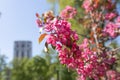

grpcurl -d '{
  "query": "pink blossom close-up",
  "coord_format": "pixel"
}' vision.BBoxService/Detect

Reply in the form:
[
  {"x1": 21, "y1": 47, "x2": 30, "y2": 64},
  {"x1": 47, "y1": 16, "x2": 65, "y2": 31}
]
[
  {"x1": 37, "y1": 0, "x2": 120, "y2": 79},
  {"x1": 116, "y1": 16, "x2": 120, "y2": 26},
  {"x1": 103, "y1": 22, "x2": 118, "y2": 38},
  {"x1": 106, "y1": 70, "x2": 120, "y2": 80},
  {"x1": 82, "y1": 0, "x2": 93, "y2": 13},
  {"x1": 60, "y1": 6, "x2": 77, "y2": 19},
  {"x1": 105, "y1": 12, "x2": 117, "y2": 20}
]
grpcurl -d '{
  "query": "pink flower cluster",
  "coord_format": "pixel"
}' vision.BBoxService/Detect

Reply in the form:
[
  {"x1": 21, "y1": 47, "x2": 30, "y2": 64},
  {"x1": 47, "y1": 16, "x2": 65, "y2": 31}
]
[
  {"x1": 44, "y1": 18, "x2": 82, "y2": 70},
  {"x1": 44, "y1": 19, "x2": 115, "y2": 79},
  {"x1": 82, "y1": 0, "x2": 93, "y2": 13},
  {"x1": 116, "y1": 16, "x2": 120, "y2": 26},
  {"x1": 105, "y1": 0, "x2": 115, "y2": 10},
  {"x1": 36, "y1": 0, "x2": 120, "y2": 79},
  {"x1": 82, "y1": 0, "x2": 99, "y2": 13},
  {"x1": 76, "y1": 39, "x2": 117, "y2": 80},
  {"x1": 60, "y1": 6, "x2": 77, "y2": 19},
  {"x1": 43, "y1": 18, "x2": 117, "y2": 78},
  {"x1": 103, "y1": 22, "x2": 118, "y2": 38},
  {"x1": 106, "y1": 70, "x2": 120, "y2": 80},
  {"x1": 36, "y1": 13, "x2": 42, "y2": 27},
  {"x1": 36, "y1": 19, "x2": 42, "y2": 27},
  {"x1": 44, "y1": 18, "x2": 79, "y2": 49},
  {"x1": 105, "y1": 12, "x2": 117, "y2": 20},
  {"x1": 117, "y1": 16, "x2": 120, "y2": 23}
]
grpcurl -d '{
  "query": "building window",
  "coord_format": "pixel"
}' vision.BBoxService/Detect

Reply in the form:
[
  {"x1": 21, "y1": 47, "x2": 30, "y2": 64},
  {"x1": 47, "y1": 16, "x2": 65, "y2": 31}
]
[
  {"x1": 27, "y1": 50, "x2": 30, "y2": 58},
  {"x1": 16, "y1": 50, "x2": 19, "y2": 57},
  {"x1": 16, "y1": 44, "x2": 19, "y2": 48},
  {"x1": 21, "y1": 44, "x2": 25, "y2": 48},
  {"x1": 21, "y1": 51, "x2": 24, "y2": 57}
]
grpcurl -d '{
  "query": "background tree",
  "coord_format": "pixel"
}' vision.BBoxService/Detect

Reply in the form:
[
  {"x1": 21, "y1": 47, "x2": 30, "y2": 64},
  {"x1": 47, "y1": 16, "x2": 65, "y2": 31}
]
[
  {"x1": 0, "y1": 54, "x2": 7, "y2": 80},
  {"x1": 24, "y1": 56, "x2": 53, "y2": 80},
  {"x1": 11, "y1": 58, "x2": 30, "y2": 80},
  {"x1": 11, "y1": 57, "x2": 51, "y2": 80},
  {"x1": 0, "y1": 55, "x2": 7, "y2": 71}
]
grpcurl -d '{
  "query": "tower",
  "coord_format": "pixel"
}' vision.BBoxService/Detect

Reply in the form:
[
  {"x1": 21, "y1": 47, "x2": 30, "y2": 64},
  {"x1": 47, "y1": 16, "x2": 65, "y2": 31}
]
[{"x1": 14, "y1": 41, "x2": 32, "y2": 59}]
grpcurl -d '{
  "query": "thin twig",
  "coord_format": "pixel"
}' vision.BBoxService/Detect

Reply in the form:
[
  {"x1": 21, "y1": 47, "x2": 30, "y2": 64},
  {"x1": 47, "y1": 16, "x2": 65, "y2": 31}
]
[{"x1": 112, "y1": 47, "x2": 120, "y2": 53}]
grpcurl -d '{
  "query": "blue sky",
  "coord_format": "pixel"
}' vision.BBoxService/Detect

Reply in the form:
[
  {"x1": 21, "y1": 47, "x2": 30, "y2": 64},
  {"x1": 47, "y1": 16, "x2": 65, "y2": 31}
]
[{"x1": 0, "y1": 0, "x2": 52, "y2": 62}]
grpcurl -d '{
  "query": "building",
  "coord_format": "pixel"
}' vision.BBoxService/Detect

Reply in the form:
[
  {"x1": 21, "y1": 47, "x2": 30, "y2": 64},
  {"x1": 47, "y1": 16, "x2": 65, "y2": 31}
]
[{"x1": 14, "y1": 41, "x2": 32, "y2": 59}]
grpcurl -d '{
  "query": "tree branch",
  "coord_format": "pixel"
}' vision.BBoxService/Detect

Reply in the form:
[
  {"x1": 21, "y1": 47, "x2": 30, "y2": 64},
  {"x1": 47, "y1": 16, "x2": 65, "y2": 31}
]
[{"x1": 112, "y1": 47, "x2": 120, "y2": 54}]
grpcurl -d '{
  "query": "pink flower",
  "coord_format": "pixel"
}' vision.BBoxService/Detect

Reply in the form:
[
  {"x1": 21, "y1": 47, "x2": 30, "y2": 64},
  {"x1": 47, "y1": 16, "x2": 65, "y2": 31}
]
[
  {"x1": 56, "y1": 44, "x2": 62, "y2": 51},
  {"x1": 44, "y1": 22, "x2": 54, "y2": 32},
  {"x1": 60, "y1": 6, "x2": 77, "y2": 19},
  {"x1": 106, "y1": 70, "x2": 120, "y2": 80},
  {"x1": 72, "y1": 32, "x2": 79, "y2": 41},
  {"x1": 105, "y1": 12, "x2": 117, "y2": 20},
  {"x1": 36, "y1": 13, "x2": 40, "y2": 18},
  {"x1": 116, "y1": 16, "x2": 120, "y2": 26},
  {"x1": 82, "y1": 0, "x2": 93, "y2": 13},
  {"x1": 79, "y1": 38, "x2": 89, "y2": 49},
  {"x1": 105, "y1": 1, "x2": 113, "y2": 10},
  {"x1": 46, "y1": 35, "x2": 56, "y2": 46},
  {"x1": 116, "y1": 16, "x2": 120, "y2": 22},
  {"x1": 36, "y1": 19, "x2": 42, "y2": 27},
  {"x1": 103, "y1": 22, "x2": 118, "y2": 38},
  {"x1": 104, "y1": 57, "x2": 116, "y2": 65}
]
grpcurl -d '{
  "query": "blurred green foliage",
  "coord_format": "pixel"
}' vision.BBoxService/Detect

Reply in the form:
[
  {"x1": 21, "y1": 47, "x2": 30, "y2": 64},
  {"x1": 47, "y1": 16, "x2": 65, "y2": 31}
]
[
  {"x1": 0, "y1": 55, "x2": 7, "y2": 80},
  {"x1": 6, "y1": 46, "x2": 76, "y2": 80},
  {"x1": 11, "y1": 57, "x2": 54, "y2": 80}
]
